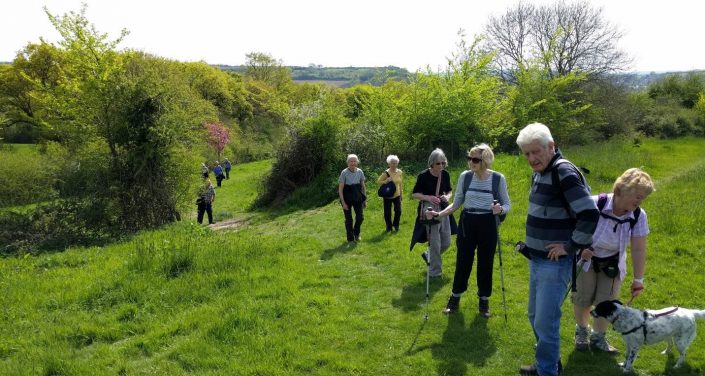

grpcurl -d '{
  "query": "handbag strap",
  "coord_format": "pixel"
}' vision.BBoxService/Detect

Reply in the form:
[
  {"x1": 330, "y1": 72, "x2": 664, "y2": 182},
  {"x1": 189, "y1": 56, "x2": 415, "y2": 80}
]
[{"x1": 435, "y1": 170, "x2": 442, "y2": 197}]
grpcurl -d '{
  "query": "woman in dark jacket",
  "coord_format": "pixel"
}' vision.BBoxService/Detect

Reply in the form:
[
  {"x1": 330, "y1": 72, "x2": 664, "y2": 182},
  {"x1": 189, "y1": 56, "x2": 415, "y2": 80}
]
[{"x1": 412, "y1": 148, "x2": 453, "y2": 278}]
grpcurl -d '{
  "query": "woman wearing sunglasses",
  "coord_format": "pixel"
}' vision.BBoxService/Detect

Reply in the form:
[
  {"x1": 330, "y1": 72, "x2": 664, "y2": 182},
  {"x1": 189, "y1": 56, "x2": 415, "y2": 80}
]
[
  {"x1": 426, "y1": 143, "x2": 511, "y2": 317},
  {"x1": 412, "y1": 148, "x2": 453, "y2": 278}
]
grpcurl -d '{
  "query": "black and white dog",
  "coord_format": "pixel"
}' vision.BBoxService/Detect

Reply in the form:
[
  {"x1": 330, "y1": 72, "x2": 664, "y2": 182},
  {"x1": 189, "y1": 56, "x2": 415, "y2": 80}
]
[{"x1": 591, "y1": 300, "x2": 705, "y2": 372}]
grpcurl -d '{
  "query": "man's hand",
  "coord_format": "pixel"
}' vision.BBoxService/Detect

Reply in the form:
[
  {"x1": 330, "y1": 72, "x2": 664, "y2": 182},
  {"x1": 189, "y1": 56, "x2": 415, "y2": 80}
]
[{"x1": 545, "y1": 243, "x2": 567, "y2": 261}]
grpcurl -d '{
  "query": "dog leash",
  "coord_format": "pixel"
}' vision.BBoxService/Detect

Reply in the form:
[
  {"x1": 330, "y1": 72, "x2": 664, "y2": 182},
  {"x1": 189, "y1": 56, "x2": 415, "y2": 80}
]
[{"x1": 626, "y1": 285, "x2": 644, "y2": 306}]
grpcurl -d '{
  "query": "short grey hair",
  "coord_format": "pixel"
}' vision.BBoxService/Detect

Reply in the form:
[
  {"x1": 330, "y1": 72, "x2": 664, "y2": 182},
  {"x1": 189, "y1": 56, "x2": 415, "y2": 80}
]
[
  {"x1": 516, "y1": 122, "x2": 554, "y2": 148},
  {"x1": 386, "y1": 154, "x2": 399, "y2": 164},
  {"x1": 427, "y1": 148, "x2": 447, "y2": 168},
  {"x1": 347, "y1": 154, "x2": 359, "y2": 163}
]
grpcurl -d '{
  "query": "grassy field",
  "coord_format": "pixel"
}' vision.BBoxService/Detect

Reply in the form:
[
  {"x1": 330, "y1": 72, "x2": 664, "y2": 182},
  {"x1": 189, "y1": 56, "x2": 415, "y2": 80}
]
[{"x1": 2, "y1": 138, "x2": 705, "y2": 375}]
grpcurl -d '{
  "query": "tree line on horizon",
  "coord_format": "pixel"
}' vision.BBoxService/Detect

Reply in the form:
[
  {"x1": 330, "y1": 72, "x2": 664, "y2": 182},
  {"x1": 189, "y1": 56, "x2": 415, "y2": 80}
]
[{"x1": 1, "y1": 1, "x2": 704, "y2": 253}]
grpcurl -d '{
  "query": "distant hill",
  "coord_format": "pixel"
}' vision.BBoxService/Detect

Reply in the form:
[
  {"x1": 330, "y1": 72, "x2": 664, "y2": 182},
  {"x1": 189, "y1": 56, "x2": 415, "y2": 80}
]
[
  {"x1": 610, "y1": 70, "x2": 705, "y2": 91},
  {"x1": 4, "y1": 60, "x2": 700, "y2": 91},
  {"x1": 215, "y1": 64, "x2": 411, "y2": 87},
  {"x1": 214, "y1": 64, "x2": 703, "y2": 90}
]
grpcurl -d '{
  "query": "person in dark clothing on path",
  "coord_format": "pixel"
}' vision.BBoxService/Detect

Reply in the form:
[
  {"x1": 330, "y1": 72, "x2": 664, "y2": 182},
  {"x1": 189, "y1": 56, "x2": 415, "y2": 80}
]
[
  {"x1": 197, "y1": 178, "x2": 216, "y2": 224},
  {"x1": 223, "y1": 158, "x2": 232, "y2": 179},
  {"x1": 412, "y1": 148, "x2": 453, "y2": 278},
  {"x1": 213, "y1": 161, "x2": 225, "y2": 187}
]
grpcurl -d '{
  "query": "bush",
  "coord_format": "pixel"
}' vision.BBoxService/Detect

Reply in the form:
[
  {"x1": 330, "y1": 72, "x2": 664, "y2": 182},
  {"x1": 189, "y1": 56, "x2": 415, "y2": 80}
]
[
  {"x1": 0, "y1": 198, "x2": 117, "y2": 255},
  {"x1": 0, "y1": 144, "x2": 57, "y2": 207},
  {"x1": 254, "y1": 95, "x2": 346, "y2": 207}
]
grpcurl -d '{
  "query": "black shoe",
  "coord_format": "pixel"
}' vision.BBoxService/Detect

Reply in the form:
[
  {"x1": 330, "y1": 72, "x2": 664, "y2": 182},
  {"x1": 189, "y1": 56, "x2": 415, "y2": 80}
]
[
  {"x1": 518, "y1": 360, "x2": 562, "y2": 375},
  {"x1": 421, "y1": 252, "x2": 429, "y2": 266},
  {"x1": 443, "y1": 295, "x2": 460, "y2": 314},
  {"x1": 479, "y1": 298, "x2": 491, "y2": 318},
  {"x1": 518, "y1": 364, "x2": 538, "y2": 376}
]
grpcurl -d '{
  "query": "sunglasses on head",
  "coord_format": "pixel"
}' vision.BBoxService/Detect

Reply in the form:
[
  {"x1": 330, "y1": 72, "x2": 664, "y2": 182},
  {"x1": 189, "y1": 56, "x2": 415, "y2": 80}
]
[{"x1": 467, "y1": 157, "x2": 482, "y2": 164}]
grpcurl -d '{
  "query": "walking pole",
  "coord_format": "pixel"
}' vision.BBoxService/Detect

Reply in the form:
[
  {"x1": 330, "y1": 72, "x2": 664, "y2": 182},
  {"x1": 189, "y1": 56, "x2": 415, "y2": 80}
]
[
  {"x1": 494, "y1": 201, "x2": 508, "y2": 323},
  {"x1": 564, "y1": 253, "x2": 586, "y2": 303},
  {"x1": 423, "y1": 207, "x2": 433, "y2": 321}
]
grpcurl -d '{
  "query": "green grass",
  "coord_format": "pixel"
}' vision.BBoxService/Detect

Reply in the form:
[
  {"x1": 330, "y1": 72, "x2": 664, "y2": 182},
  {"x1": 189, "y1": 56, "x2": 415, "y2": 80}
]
[{"x1": 2, "y1": 138, "x2": 705, "y2": 375}]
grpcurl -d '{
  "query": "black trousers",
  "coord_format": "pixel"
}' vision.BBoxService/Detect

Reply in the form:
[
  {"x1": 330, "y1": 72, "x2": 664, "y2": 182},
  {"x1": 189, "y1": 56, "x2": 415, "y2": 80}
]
[
  {"x1": 343, "y1": 201, "x2": 364, "y2": 241},
  {"x1": 216, "y1": 174, "x2": 224, "y2": 187},
  {"x1": 452, "y1": 213, "x2": 497, "y2": 297},
  {"x1": 197, "y1": 202, "x2": 213, "y2": 224},
  {"x1": 383, "y1": 196, "x2": 402, "y2": 231},
  {"x1": 225, "y1": 168, "x2": 231, "y2": 179}
]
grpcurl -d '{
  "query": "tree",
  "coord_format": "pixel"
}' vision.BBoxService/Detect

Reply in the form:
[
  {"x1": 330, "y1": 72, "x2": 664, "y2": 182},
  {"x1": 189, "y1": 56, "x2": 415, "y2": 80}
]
[
  {"x1": 648, "y1": 72, "x2": 705, "y2": 108},
  {"x1": 506, "y1": 62, "x2": 592, "y2": 145},
  {"x1": 205, "y1": 122, "x2": 231, "y2": 161},
  {"x1": 37, "y1": 5, "x2": 213, "y2": 230},
  {"x1": 484, "y1": 0, "x2": 631, "y2": 79},
  {"x1": 244, "y1": 52, "x2": 292, "y2": 90},
  {"x1": 399, "y1": 34, "x2": 505, "y2": 157},
  {"x1": 0, "y1": 43, "x2": 65, "y2": 140}
]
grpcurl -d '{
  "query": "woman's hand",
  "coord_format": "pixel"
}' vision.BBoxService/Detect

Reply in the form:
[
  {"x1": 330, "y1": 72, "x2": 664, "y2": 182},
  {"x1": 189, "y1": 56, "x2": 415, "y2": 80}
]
[
  {"x1": 426, "y1": 195, "x2": 441, "y2": 205},
  {"x1": 341, "y1": 201, "x2": 349, "y2": 210},
  {"x1": 630, "y1": 281, "x2": 644, "y2": 298},
  {"x1": 425, "y1": 210, "x2": 438, "y2": 220},
  {"x1": 492, "y1": 202, "x2": 502, "y2": 215},
  {"x1": 580, "y1": 247, "x2": 594, "y2": 261}
]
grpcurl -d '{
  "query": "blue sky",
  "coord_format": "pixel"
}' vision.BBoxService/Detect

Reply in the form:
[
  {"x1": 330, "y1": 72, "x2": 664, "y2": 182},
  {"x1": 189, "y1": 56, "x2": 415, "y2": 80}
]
[{"x1": 2, "y1": 0, "x2": 703, "y2": 72}]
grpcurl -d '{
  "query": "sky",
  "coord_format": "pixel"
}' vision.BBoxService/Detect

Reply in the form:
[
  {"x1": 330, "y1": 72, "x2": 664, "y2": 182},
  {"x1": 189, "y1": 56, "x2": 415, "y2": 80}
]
[{"x1": 2, "y1": 0, "x2": 704, "y2": 73}]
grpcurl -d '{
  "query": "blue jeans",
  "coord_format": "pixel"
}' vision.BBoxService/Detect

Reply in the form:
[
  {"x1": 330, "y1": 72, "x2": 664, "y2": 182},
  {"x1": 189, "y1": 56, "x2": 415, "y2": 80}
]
[{"x1": 528, "y1": 256, "x2": 572, "y2": 376}]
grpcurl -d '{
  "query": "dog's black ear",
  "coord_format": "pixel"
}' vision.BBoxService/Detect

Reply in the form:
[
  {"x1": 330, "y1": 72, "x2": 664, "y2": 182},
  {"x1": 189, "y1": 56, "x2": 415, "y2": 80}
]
[{"x1": 593, "y1": 300, "x2": 619, "y2": 318}]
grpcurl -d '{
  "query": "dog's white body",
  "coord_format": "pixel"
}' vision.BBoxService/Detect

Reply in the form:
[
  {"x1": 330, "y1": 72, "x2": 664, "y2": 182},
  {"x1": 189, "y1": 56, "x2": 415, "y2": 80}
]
[{"x1": 592, "y1": 300, "x2": 705, "y2": 372}]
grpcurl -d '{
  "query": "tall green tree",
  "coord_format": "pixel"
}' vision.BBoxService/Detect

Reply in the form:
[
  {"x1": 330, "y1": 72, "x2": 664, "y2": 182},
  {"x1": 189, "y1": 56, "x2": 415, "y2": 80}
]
[
  {"x1": 39, "y1": 5, "x2": 214, "y2": 229},
  {"x1": 506, "y1": 62, "x2": 591, "y2": 145},
  {"x1": 0, "y1": 43, "x2": 66, "y2": 141},
  {"x1": 400, "y1": 35, "x2": 504, "y2": 158},
  {"x1": 244, "y1": 52, "x2": 293, "y2": 91}
]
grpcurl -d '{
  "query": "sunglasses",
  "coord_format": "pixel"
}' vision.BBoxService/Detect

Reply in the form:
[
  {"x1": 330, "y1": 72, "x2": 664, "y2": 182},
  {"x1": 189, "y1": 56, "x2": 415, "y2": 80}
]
[
  {"x1": 467, "y1": 157, "x2": 482, "y2": 164},
  {"x1": 434, "y1": 161, "x2": 447, "y2": 166}
]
